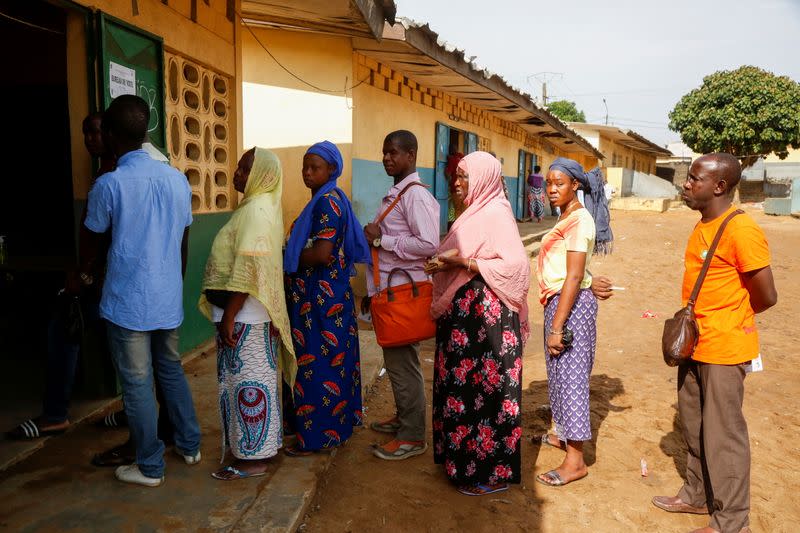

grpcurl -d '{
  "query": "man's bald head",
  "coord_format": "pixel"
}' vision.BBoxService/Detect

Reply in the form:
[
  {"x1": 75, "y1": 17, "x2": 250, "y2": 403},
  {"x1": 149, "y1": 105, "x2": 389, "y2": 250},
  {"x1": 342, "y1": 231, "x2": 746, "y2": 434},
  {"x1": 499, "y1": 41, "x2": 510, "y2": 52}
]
[{"x1": 693, "y1": 153, "x2": 742, "y2": 195}]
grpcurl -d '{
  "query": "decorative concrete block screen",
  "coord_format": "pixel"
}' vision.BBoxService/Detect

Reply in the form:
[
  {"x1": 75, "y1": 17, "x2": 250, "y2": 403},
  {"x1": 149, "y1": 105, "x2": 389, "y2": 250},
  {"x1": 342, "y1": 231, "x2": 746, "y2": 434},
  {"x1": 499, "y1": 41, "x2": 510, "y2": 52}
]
[{"x1": 165, "y1": 52, "x2": 233, "y2": 213}]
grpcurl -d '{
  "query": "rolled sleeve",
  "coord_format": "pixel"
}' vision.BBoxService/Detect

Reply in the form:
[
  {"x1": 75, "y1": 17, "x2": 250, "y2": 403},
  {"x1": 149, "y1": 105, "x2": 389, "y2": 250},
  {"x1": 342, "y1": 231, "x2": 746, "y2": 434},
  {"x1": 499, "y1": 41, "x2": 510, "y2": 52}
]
[{"x1": 84, "y1": 179, "x2": 113, "y2": 233}]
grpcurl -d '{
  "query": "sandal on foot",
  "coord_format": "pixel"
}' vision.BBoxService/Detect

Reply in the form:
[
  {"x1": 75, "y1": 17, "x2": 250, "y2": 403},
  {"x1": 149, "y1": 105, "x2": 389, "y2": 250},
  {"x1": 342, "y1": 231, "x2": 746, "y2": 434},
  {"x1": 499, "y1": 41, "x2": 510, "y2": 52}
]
[
  {"x1": 457, "y1": 483, "x2": 509, "y2": 496},
  {"x1": 536, "y1": 469, "x2": 588, "y2": 487},
  {"x1": 211, "y1": 465, "x2": 267, "y2": 481},
  {"x1": 7, "y1": 418, "x2": 69, "y2": 440},
  {"x1": 369, "y1": 417, "x2": 401, "y2": 434},
  {"x1": 533, "y1": 434, "x2": 564, "y2": 450},
  {"x1": 95, "y1": 410, "x2": 128, "y2": 429},
  {"x1": 91, "y1": 442, "x2": 135, "y2": 467}
]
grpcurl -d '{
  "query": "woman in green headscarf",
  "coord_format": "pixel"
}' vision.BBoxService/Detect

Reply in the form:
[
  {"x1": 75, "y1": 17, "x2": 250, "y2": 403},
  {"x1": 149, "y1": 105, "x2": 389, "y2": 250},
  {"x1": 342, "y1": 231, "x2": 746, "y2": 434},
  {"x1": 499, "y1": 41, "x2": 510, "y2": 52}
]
[{"x1": 199, "y1": 147, "x2": 297, "y2": 480}]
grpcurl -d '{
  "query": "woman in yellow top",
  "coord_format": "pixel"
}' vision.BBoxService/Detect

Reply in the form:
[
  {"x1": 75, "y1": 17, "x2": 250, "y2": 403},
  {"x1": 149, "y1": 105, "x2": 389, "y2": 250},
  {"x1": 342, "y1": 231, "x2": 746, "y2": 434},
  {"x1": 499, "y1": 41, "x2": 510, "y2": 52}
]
[
  {"x1": 199, "y1": 148, "x2": 297, "y2": 480},
  {"x1": 535, "y1": 157, "x2": 613, "y2": 487}
]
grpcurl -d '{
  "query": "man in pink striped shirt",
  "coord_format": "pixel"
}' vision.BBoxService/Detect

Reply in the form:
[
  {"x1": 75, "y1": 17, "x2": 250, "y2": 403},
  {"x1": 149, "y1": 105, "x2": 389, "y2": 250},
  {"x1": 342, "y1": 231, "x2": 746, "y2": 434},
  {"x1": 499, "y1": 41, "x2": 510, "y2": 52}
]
[{"x1": 363, "y1": 130, "x2": 440, "y2": 460}]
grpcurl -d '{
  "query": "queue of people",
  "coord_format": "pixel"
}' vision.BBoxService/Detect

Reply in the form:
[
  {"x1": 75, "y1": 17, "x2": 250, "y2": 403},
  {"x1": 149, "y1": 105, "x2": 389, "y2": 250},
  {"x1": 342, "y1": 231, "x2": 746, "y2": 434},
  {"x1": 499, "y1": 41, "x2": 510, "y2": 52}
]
[{"x1": 6, "y1": 93, "x2": 776, "y2": 533}]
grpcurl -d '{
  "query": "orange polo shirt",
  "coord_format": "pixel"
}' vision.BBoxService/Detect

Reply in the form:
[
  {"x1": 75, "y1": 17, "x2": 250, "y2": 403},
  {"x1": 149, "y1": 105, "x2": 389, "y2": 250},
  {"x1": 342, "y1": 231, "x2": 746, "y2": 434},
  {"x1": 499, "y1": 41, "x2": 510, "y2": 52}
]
[{"x1": 682, "y1": 206, "x2": 771, "y2": 365}]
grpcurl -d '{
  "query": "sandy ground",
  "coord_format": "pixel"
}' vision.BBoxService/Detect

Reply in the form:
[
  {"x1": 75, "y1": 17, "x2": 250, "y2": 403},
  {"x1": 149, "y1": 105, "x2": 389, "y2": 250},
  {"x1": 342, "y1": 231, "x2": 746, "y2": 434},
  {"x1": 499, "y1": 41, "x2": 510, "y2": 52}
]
[{"x1": 300, "y1": 207, "x2": 800, "y2": 533}]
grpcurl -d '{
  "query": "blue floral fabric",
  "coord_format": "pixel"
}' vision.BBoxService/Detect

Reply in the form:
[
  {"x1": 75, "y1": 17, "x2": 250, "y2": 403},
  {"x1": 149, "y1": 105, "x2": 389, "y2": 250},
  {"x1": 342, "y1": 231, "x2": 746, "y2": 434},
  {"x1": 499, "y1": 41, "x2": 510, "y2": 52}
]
[{"x1": 285, "y1": 191, "x2": 363, "y2": 450}]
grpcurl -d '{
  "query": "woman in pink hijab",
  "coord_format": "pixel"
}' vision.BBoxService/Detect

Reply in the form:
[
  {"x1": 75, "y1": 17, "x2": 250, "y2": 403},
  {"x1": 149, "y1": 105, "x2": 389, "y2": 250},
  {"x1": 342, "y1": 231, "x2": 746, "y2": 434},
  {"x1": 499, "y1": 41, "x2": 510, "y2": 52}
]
[{"x1": 425, "y1": 151, "x2": 530, "y2": 496}]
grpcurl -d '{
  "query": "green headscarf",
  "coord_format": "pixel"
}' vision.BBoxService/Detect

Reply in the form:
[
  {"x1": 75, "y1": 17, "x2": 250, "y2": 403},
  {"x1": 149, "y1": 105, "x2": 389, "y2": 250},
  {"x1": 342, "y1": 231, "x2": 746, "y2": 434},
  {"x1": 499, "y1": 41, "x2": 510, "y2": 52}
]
[{"x1": 199, "y1": 148, "x2": 297, "y2": 387}]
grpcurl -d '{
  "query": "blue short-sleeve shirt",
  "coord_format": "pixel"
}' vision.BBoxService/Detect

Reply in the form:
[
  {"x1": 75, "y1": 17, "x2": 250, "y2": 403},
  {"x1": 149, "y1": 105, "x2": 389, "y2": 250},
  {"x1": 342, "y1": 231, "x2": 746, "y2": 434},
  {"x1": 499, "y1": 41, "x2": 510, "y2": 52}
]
[{"x1": 85, "y1": 149, "x2": 192, "y2": 331}]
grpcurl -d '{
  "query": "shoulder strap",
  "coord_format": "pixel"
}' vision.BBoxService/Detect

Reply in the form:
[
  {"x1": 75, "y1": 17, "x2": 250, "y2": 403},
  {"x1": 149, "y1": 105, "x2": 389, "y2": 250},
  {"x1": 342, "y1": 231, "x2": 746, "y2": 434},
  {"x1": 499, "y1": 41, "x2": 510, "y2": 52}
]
[
  {"x1": 375, "y1": 181, "x2": 428, "y2": 225},
  {"x1": 688, "y1": 209, "x2": 743, "y2": 307},
  {"x1": 371, "y1": 181, "x2": 429, "y2": 290}
]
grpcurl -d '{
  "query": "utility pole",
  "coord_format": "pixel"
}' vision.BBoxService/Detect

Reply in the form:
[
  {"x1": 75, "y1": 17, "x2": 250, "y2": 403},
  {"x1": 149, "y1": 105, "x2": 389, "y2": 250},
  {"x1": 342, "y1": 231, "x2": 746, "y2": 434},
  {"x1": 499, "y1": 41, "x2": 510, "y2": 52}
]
[
  {"x1": 526, "y1": 72, "x2": 562, "y2": 106},
  {"x1": 603, "y1": 98, "x2": 608, "y2": 125}
]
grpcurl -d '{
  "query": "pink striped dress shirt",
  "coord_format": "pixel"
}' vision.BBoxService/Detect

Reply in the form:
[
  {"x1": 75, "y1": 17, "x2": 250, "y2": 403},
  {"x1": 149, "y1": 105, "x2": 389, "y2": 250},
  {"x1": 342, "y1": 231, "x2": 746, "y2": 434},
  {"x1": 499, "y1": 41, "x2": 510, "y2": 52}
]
[{"x1": 366, "y1": 173, "x2": 440, "y2": 295}]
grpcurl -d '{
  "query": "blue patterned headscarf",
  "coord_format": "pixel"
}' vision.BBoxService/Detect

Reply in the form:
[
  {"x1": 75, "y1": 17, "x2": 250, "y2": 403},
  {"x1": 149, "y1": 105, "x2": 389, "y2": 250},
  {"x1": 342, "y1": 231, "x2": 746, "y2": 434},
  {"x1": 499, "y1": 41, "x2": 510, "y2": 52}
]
[
  {"x1": 283, "y1": 141, "x2": 371, "y2": 274},
  {"x1": 549, "y1": 157, "x2": 614, "y2": 255}
]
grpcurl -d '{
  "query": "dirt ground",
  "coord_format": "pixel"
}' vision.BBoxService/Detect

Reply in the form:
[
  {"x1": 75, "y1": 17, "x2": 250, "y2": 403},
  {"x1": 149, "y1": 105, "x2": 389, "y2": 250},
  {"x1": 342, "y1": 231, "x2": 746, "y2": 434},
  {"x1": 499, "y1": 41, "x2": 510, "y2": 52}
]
[{"x1": 300, "y1": 207, "x2": 800, "y2": 533}]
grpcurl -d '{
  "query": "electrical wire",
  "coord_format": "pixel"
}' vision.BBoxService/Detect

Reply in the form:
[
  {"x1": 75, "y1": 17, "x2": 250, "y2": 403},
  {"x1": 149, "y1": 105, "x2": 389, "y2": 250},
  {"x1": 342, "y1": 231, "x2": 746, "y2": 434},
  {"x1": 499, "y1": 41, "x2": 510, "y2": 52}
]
[
  {"x1": 236, "y1": 10, "x2": 369, "y2": 94},
  {"x1": 0, "y1": 10, "x2": 64, "y2": 35}
]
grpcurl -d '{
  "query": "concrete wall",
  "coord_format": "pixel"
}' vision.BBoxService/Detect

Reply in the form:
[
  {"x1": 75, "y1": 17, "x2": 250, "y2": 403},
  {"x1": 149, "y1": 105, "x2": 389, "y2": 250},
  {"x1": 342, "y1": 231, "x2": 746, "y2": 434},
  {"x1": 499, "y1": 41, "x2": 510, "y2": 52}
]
[
  {"x1": 631, "y1": 171, "x2": 679, "y2": 198},
  {"x1": 656, "y1": 160, "x2": 690, "y2": 188},
  {"x1": 242, "y1": 28, "x2": 354, "y2": 229},
  {"x1": 606, "y1": 167, "x2": 633, "y2": 197}
]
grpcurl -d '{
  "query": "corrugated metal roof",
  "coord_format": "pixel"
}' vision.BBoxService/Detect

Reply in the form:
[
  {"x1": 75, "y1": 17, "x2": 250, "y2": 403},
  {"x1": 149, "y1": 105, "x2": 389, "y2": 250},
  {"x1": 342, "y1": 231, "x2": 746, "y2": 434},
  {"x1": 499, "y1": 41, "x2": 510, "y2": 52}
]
[{"x1": 353, "y1": 18, "x2": 604, "y2": 159}]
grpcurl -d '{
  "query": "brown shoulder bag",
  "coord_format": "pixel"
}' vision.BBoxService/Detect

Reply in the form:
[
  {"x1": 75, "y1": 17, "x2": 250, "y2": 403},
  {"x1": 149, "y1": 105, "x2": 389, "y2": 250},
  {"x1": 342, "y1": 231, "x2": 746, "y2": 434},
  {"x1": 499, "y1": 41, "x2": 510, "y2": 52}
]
[{"x1": 661, "y1": 209, "x2": 743, "y2": 367}]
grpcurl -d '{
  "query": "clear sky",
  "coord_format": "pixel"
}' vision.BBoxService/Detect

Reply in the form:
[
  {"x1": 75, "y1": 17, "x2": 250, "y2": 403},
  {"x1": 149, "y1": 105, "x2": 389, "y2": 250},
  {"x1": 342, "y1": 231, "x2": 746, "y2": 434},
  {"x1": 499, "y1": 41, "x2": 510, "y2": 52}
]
[{"x1": 394, "y1": 0, "x2": 800, "y2": 147}]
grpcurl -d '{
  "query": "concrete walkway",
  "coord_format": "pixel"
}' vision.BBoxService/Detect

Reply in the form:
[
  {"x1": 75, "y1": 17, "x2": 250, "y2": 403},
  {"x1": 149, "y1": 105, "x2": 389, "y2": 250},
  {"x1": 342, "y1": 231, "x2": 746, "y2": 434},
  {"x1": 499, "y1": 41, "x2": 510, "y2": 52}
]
[
  {"x1": 517, "y1": 215, "x2": 558, "y2": 257},
  {"x1": 0, "y1": 329, "x2": 384, "y2": 533}
]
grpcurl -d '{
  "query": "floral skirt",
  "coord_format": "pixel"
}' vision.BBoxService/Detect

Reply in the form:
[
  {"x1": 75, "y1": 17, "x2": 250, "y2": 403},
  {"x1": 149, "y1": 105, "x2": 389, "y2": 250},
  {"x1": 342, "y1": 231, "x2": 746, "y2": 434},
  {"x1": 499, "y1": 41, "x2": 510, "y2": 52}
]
[{"x1": 433, "y1": 276, "x2": 523, "y2": 485}]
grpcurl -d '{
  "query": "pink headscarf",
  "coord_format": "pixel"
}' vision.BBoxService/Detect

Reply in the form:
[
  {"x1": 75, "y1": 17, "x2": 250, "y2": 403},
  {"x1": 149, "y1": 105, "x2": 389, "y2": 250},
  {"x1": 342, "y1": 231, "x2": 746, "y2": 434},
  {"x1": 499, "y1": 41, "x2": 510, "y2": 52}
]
[{"x1": 430, "y1": 151, "x2": 530, "y2": 325}]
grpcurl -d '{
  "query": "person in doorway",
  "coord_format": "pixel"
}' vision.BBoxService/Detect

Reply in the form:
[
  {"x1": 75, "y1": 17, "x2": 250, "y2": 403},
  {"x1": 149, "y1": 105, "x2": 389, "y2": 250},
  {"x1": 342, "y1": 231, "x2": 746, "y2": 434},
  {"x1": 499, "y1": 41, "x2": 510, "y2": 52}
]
[
  {"x1": 82, "y1": 95, "x2": 201, "y2": 487},
  {"x1": 527, "y1": 165, "x2": 546, "y2": 223},
  {"x1": 200, "y1": 147, "x2": 296, "y2": 480},
  {"x1": 363, "y1": 130, "x2": 440, "y2": 460},
  {"x1": 283, "y1": 141, "x2": 370, "y2": 456},
  {"x1": 534, "y1": 157, "x2": 612, "y2": 487},
  {"x1": 652, "y1": 153, "x2": 776, "y2": 533},
  {"x1": 426, "y1": 151, "x2": 530, "y2": 496},
  {"x1": 6, "y1": 113, "x2": 117, "y2": 441},
  {"x1": 445, "y1": 146, "x2": 465, "y2": 228}
]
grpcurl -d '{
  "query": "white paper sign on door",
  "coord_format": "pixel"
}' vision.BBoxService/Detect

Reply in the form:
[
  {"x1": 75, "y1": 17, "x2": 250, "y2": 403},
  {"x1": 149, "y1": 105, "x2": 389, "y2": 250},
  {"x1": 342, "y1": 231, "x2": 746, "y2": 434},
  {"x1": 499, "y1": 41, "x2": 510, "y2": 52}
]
[{"x1": 109, "y1": 62, "x2": 136, "y2": 98}]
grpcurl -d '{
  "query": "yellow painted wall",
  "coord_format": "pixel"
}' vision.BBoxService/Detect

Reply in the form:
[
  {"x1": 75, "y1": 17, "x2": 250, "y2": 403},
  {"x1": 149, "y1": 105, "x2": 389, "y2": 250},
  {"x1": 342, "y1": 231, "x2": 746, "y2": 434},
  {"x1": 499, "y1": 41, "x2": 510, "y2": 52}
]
[
  {"x1": 66, "y1": 11, "x2": 91, "y2": 199},
  {"x1": 73, "y1": 0, "x2": 236, "y2": 75},
  {"x1": 241, "y1": 28, "x2": 354, "y2": 228},
  {"x1": 352, "y1": 82, "x2": 575, "y2": 176},
  {"x1": 597, "y1": 133, "x2": 656, "y2": 174},
  {"x1": 765, "y1": 147, "x2": 800, "y2": 163}
]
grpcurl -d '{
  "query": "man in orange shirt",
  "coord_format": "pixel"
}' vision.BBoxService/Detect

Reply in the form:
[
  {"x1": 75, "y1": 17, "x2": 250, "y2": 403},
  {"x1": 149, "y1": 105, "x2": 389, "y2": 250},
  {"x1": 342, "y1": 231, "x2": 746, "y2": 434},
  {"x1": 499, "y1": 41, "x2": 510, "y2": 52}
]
[{"x1": 652, "y1": 153, "x2": 777, "y2": 533}]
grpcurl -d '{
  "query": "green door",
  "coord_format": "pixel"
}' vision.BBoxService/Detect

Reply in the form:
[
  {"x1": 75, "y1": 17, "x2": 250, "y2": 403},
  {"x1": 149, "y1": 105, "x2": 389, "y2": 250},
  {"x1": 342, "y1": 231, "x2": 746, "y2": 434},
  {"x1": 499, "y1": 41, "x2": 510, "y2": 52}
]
[{"x1": 98, "y1": 12, "x2": 166, "y2": 155}]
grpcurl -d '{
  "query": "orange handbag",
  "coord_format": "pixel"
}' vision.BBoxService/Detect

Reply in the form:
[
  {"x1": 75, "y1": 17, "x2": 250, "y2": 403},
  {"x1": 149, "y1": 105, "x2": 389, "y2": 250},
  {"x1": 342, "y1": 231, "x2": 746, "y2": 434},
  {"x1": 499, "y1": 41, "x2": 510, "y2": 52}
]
[{"x1": 369, "y1": 183, "x2": 437, "y2": 348}]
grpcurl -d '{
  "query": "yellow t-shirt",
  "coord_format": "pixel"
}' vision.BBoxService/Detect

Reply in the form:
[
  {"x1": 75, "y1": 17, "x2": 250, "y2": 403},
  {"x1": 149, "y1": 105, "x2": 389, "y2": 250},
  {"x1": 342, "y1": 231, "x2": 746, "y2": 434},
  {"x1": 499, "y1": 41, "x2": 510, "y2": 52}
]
[
  {"x1": 537, "y1": 208, "x2": 595, "y2": 304},
  {"x1": 682, "y1": 206, "x2": 771, "y2": 365}
]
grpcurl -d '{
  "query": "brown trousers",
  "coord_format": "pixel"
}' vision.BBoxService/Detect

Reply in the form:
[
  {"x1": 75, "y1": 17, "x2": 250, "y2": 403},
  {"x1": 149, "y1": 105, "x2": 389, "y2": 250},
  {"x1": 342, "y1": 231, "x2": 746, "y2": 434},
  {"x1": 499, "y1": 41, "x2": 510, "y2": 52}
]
[
  {"x1": 383, "y1": 343, "x2": 426, "y2": 442},
  {"x1": 677, "y1": 361, "x2": 750, "y2": 533}
]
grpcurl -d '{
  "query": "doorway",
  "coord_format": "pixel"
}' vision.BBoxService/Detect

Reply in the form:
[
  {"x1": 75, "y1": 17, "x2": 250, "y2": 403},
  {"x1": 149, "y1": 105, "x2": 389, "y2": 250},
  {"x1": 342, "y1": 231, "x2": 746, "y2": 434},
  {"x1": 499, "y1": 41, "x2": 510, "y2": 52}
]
[{"x1": 0, "y1": 1, "x2": 108, "y2": 448}]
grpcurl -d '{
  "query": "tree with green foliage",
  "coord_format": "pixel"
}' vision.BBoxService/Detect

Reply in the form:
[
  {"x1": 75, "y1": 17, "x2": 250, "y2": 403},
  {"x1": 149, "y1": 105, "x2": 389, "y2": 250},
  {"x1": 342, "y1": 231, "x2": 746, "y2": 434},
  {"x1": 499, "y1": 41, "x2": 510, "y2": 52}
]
[
  {"x1": 669, "y1": 66, "x2": 800, "y2": 166},
  {"x1": 547, "y1": 100, "x2": 586, "y2": 123}
]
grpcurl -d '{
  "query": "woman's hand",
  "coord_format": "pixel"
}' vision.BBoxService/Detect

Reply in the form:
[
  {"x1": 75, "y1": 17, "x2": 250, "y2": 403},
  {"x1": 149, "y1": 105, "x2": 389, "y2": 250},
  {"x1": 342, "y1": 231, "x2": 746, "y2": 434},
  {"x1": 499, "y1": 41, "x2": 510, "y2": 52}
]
[
  {"x1": 218, "y1": 313, "x2": 238, "y2": 348},
  {"x1": 546, "y1": 332, "x2": 564, "y2": 357},
  {"x1": 591, "y1": 275, "x2": 614, "y2": 300},
  {"x1": 424, "y1": 254, "x2": 464, "y2": 275}
]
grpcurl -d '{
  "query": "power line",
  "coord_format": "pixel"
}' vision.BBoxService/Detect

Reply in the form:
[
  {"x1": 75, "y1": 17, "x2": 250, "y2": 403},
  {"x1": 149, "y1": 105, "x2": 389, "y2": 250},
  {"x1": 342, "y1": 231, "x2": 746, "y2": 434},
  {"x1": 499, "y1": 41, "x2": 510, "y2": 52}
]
[
  {"x1": 0, "y1": 9, "x2": 64, "y2": 34},
  {"x1": 237, "y1": 11, "x2": 369, "y2": 94}
]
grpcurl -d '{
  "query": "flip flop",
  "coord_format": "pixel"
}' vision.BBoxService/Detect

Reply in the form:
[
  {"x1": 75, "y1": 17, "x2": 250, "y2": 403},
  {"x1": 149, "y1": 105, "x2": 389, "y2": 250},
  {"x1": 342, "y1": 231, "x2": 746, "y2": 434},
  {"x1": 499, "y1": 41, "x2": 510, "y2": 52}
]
[
  {"x1": 535, "y1": 469, "x2": 588, "y2": 487},
  {"x1": 6, "y1": 419, "x2": 68, "y2": 440},
  {"x1": 95, "y1": 410, "x2": 128, "y2": 429},
  {"x1": 284, "y1": 444, "x2": 337, "y2": 457},
  {"x1": 211, "y1": 465, "x2": 267, "y2": 481},
  {"x1": 533, "y1": 434, "x2": 564, "y2": 450},
  {"x1": 457, "y1": 483, "x2": 509, "y2": 496}
]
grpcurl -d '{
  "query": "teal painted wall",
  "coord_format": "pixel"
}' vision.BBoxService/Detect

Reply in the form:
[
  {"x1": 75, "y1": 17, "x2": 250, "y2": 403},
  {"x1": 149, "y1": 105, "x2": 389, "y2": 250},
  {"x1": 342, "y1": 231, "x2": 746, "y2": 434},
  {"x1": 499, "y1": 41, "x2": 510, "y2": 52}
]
[
  {"x1": 351, "y1": 158, "x2": 435, "y2": 225},
  {"x1": 178, "y1": 211, "x2": 232, "y2": 353}
]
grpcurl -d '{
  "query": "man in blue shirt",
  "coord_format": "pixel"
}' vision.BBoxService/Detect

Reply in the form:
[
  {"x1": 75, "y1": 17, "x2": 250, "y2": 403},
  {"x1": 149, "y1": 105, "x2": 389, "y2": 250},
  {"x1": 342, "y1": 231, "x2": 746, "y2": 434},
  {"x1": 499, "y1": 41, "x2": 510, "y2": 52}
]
[{"x1": 82, "y1": 95, "x2": 200, "y2": 487}]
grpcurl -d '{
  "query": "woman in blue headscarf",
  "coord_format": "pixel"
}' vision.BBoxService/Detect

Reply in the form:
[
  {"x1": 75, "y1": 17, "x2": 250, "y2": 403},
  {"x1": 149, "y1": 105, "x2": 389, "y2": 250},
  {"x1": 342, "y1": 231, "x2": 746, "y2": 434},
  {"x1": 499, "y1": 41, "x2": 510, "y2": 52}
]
[
  {"x1": 283, "y1": 141, "x2": 371, "y2": 455},
  {"x1": 533, "y1": 157, "x2": 613, "y2": 487}
]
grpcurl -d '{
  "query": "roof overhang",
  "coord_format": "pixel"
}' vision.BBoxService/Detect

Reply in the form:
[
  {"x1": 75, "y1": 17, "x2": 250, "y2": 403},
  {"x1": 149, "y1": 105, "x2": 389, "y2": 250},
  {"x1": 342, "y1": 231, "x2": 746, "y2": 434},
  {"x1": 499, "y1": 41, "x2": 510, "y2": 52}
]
[
  {"x1": 569, "y1": 123, "x2": 671, "y2": 157},
  {"x1": 241, "y1": 0, "x2": 396, "y2": 40},
  {"x1": 353, "y1": 20, "x2": 603, "y2": 159}
]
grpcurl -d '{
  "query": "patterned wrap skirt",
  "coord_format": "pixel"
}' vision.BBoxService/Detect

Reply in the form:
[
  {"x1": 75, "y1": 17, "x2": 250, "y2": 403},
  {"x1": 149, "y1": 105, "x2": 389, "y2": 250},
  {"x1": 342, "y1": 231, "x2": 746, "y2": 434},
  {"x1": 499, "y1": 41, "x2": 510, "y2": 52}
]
[
  {"x1": 528, "y1": 187, "x2": 545, "y2": 220},
  {"x1": 433, "y1": 276, "x2": 523, "y2": 485},
  {"x1": 543, "y1": 289, "x2": 598, "y2": 442},
  {"x1": 217, "y1": 322, "x2": 282, "y2": 461}
]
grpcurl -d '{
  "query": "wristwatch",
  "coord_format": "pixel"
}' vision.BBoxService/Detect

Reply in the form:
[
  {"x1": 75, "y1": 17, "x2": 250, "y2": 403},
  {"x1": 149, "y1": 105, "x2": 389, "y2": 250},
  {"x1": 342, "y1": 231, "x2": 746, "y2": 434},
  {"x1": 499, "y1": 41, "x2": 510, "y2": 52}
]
[{"x1": 372, "y1": 237, "x2": 382, "y2": 248}]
